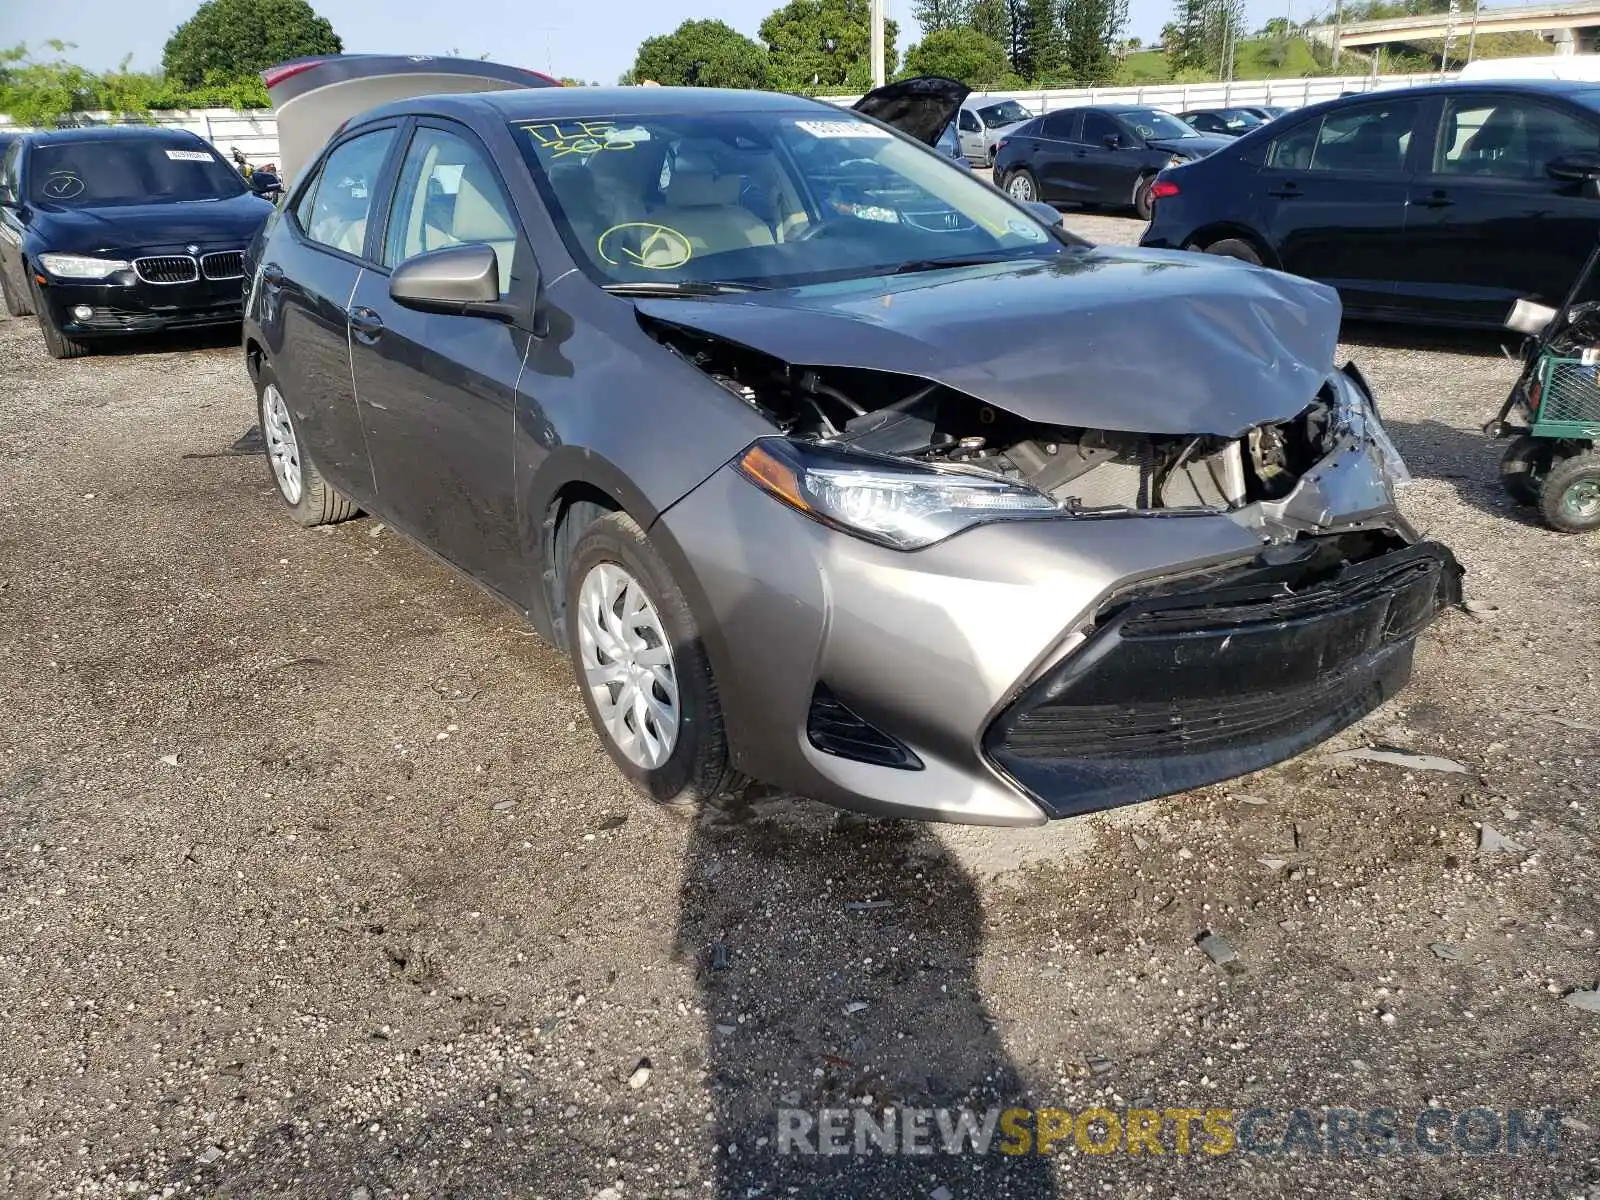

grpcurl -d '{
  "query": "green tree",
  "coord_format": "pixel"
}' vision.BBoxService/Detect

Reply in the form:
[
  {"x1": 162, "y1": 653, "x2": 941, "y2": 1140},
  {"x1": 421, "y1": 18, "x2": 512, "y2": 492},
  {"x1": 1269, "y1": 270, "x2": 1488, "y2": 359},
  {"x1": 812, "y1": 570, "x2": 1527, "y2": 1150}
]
[
  {"x1": 968, "y1": 0, "x2": 1013, "y2": 61},
  {"x1": 1013, "y1": 0, "x2": 1060, "y2": 79},
  {"x1": 631, "y1": 19, "x2": 769, "y2": 88},
  {"x1": 760, "y1": 0, "x2": 898, "y2": 93},
  {"x1": 163, "y1": 0, "x2": 341, "y2": 90},
  {"x1": 903, "y1": 26, "x2": 1010, "y2": 85},
  {"x1": 0, "y1": 42, "x2": 102, "y2": 126},
  {"x1": 1059, "y1": 0, "x2": 1128, "y2": 83},
  {"x1": 911, "y1": 0, "x2": 971, "y2": 34}
]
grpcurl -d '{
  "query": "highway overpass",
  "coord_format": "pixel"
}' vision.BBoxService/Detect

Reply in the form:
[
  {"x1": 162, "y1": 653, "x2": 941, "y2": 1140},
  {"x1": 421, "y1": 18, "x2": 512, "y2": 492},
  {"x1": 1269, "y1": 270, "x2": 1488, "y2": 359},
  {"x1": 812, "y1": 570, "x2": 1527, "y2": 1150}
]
[{"x1": 1310, "y1": 1, "x2": 1600, "y2": 56}]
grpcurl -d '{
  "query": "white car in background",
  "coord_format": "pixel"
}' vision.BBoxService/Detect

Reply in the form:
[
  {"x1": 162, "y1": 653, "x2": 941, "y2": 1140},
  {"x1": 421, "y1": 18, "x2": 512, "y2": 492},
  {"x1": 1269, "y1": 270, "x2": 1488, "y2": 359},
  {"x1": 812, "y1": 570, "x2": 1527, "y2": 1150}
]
[{"x1": 955, "y1": 97, "x2": 1034, "y2": 166}]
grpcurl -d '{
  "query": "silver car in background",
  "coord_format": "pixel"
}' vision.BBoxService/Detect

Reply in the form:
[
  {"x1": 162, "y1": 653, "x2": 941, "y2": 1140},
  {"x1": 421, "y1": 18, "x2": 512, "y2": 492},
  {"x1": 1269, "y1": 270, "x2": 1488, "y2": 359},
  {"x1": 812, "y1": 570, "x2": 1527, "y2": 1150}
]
[{"x1": 956, "y1": 97, "x2": 1035, "y2": 166}]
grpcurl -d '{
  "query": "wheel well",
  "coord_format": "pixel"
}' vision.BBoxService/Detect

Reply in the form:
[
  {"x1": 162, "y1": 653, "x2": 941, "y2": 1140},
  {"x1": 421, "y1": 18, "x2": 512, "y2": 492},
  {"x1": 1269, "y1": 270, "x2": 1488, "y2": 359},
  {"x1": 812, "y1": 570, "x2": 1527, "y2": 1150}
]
[
  {"x1": 1183, "y1": 224, "x2": 1278, "y2": 269},
  {"x1": 543, "y1": 484, "x2": 622, "y2": 644}
]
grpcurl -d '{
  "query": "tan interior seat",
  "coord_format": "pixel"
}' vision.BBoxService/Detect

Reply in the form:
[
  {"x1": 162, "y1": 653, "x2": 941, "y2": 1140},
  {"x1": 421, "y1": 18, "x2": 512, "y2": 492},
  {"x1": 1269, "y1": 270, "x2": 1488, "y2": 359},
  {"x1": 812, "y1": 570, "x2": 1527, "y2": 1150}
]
[{"x1": 656, "y1": 160, "x2": 773, "y2": 258}]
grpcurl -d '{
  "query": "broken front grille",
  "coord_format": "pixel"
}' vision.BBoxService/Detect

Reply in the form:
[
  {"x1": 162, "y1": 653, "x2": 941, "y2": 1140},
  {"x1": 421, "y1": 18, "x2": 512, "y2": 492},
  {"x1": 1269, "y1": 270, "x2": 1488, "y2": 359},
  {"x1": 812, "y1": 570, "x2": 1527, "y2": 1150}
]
[
  {"x1": 984, "y1": 541, "x2": 1460, "y2": 817},
  {"x1": 134, "y1": 256, "x2": 199, "y2": 285}
]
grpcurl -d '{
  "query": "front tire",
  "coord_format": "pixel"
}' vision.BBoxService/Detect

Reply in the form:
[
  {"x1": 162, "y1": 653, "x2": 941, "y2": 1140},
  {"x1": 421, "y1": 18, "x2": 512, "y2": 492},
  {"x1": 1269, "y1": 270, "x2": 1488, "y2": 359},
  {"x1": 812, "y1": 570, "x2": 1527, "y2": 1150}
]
[
  {"x1": 1499, "y1": 435, "x2": 1550, "y2": 506},
  {"x1": 1005, "y1": 169, "x2": 1039, "y2": 203},
  {"x1": 254, "y1": 364, "x2": 358, "y2": 527},
  {"x1": 564, "y1": 511, "x2": 742, "y2": 807},
  {"x1": 30, "y1": 280, "x2": 90, "y2": 359},
  {"x1": 1133, "y1": 175, "x2": 1156, "y2": 221},
  {"x1": 1, "y1": 269, "x2": 32, "y2": 318},
  {"x1": 1539, "y1": 451, "x2": 1600, "y2": 533}
]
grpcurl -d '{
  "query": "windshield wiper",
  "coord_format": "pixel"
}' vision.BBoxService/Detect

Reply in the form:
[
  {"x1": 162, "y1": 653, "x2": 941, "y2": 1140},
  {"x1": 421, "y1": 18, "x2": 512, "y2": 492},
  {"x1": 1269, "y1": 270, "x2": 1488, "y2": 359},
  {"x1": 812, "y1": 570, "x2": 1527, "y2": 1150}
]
[
  {"x1": 887, "y1": 253, "x2": 1025, "y2": 276},
  {"x1": 602, "y1": 280, "x2": 770, "y2": 297}
]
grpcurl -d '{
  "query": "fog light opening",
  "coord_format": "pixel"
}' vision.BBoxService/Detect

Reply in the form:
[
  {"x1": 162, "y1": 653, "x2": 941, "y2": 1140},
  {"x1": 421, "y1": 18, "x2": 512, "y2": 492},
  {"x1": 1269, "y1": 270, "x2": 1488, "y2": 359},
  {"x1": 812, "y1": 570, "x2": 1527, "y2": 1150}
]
[{"x1": 72, "y1": 305, "x2": 95, "y2": 322}]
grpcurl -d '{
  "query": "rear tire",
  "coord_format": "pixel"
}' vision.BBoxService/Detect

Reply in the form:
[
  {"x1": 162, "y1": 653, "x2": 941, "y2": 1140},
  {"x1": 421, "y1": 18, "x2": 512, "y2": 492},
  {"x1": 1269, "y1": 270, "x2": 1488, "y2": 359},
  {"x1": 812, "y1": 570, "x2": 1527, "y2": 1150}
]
[
  {"x1": 1005, "y1": 169, "x2": 1039, "y2": 204},
  {"x1": 254, "y1": 363, "x2": 359, "y2": 527},
  {"x1": 1201, "y1": 237, "x2": 1264, "y2": 266},
  {"x1": 1133, "y1": 175, "x2": 1156, "y2": 221},
  {"x1": 1539, "y1": 451, "x2": 1600, "y2": 534},
  {"x1": 564, "y1": 511, "x2": 744, "y2": 808},
  {"x1": 1499, "y1": 435, "x2": 1550, "y2": 506}
]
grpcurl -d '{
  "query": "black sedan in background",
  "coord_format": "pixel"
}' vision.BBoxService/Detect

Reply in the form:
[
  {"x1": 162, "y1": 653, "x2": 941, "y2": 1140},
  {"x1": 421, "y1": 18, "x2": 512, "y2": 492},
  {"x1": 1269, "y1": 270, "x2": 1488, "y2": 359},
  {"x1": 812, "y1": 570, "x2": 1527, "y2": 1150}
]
[
  {"x1": 0, "y1": 126, "x2": 276, "y2": 358},
  {"x1": 1142, "y1": 80, "x2": 1600, "y2": 327},
  {"x1": 1178, "y1": 108, "x2": 1267, "y2": 137},
  {"x1": 994, "y1": 106, "x2": 1231, "y2": 219}
]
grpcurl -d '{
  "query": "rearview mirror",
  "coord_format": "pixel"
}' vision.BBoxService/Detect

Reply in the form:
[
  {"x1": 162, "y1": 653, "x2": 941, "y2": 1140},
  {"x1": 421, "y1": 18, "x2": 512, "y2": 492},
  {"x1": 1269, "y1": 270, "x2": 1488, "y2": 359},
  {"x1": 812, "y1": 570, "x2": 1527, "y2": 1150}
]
[
  {"x1": 390, "y1": 243, "x2": 521, "y2": 321},
  {"x1": 1549, "y1": 150, "x2": 1600, "y2": 183}
]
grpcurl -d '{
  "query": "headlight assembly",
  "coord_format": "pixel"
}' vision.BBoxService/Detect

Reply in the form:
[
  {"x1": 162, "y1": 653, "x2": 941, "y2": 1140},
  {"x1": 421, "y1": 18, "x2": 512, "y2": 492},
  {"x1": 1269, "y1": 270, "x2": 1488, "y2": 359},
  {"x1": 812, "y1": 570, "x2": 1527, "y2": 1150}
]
[
  {"x1": 36, "y1": 253, "x2": 132, "y2": 280},
  {"x1": 1331, "y1": 369, "x2": 1411, "y2": 488},
  {"x1": 737, "y1": 438, "x2": 1059, "y2": 550}
]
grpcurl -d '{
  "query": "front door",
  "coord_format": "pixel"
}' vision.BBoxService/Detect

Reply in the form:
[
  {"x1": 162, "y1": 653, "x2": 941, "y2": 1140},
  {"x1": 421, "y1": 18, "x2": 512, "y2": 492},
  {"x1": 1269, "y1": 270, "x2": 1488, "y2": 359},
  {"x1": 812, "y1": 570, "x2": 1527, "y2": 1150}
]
[
  {"x1": 1076, "y1": 110, "x2": 1140, "y2": 206},
  {"x1": 349, "y1": 120, "x2": 533, "y2": 603},
  {"x1": 1400, "y1": 91, "x2": 1600, "y2": 324},
  {"x1": 1255, "y1": 95, "x2": 1424, "y2": 315},
  {"x1": 957, "y1": 109, "x2": 986, "y2": 162}
]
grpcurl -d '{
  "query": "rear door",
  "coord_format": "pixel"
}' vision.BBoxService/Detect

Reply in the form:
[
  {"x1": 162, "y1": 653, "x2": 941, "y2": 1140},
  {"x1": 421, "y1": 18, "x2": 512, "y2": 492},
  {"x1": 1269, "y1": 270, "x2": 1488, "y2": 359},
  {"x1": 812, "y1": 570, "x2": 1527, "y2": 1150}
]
[
  {"x1": 1032, "y1": 110, "x2": 1086, "y2": 202},
  {"x1": 1253, "y1": 95, "x2": 1424, "y2": 314},
  {"x1": 1400, "y1": 90, "x2": 1600, "y2": 324},
  {"x1": 347, "y1": 119, "x2": 534, "y2": 601},
  {"x1": 262, "y1": 123, "x2": 400, "y2": 504}
]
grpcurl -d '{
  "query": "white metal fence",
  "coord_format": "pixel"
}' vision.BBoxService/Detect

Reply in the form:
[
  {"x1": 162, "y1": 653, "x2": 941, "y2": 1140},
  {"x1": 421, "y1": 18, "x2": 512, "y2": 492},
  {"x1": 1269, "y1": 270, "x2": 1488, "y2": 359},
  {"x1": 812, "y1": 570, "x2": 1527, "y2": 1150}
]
[{"x1": 0, "y1": 71, "x2": 1456, "y2": 171}]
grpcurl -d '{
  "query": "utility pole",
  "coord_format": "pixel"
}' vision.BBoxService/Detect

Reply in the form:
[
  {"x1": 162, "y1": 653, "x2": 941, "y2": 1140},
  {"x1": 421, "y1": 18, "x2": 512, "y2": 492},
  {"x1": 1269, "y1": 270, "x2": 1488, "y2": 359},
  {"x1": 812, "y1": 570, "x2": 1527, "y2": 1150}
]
[
  {"x1": 1332, "y1": 0, "x2": 1342, "y2": 69},
  {"x1": 871, "y1": 0, "x2": 886, "y2": 87}
]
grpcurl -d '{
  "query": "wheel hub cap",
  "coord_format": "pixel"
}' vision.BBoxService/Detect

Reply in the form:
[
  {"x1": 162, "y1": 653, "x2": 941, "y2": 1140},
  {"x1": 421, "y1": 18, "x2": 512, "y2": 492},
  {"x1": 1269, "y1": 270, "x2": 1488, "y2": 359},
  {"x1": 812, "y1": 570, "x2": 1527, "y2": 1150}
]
[
  {"x1": 1565, "y1": 478, "x2": 1600, "y2": 520},
  {"x1": 262, "y1": 384, "x2": 303, "y2": 505},
  {"x1": 576, "y1": 563, "x2": 679, "y2": 770}
]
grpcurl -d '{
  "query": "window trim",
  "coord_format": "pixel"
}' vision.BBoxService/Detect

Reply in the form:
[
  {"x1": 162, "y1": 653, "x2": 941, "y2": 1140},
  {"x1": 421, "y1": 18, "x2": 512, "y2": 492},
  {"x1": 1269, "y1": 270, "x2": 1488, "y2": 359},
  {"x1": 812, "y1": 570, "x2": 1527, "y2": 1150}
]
[{"x1": 287, "y1": 120, "x2": 405, "y2": 268}]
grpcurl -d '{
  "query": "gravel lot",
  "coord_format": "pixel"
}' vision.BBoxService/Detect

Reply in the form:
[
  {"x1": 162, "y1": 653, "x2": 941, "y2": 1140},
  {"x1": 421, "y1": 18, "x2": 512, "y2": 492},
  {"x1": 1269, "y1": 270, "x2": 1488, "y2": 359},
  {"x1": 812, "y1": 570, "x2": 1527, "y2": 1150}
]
[{"x1": 1, "y1": 213, "x2": 1598, "y2": 1200}]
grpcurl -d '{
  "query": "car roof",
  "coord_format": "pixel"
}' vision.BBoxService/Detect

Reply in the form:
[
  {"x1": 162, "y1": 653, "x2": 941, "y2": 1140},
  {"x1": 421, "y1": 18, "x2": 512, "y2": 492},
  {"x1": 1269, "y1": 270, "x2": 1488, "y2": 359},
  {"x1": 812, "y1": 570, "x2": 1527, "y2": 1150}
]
[
  {"x1": 21, "y1": 124, "x2": 208, "y2": 147},
  {"x1": 355, "y1": 85, "x2": 843, "y2": 126}
]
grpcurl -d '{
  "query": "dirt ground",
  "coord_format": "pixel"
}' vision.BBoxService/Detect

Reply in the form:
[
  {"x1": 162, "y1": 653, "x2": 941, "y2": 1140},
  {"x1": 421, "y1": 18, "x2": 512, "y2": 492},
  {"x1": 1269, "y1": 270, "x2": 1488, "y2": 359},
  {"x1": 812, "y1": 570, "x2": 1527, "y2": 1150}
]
[{"x1": 1, "y1": 214, "x2": 1597, "y2": 1200}]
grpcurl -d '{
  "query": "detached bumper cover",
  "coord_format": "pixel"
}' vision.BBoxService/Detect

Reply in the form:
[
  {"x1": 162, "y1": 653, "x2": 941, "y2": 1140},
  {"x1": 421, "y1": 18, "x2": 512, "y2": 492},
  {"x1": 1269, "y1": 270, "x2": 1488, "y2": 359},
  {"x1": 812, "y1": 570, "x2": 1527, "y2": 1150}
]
[{"x1": 984, "y1": 541, "x2": 1463, "y2": 817}]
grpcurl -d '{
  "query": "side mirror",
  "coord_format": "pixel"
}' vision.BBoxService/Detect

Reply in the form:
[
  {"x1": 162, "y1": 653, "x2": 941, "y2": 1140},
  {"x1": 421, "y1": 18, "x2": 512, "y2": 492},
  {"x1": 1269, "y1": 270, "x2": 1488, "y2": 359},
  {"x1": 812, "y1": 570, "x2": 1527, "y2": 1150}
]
[
  {"x1": 1103, "y1": 133, "x2": 1124, "y2": 149},
  {"x1": 390, "y1": 242, "x2": 523, "y2": 322},
  {"x1": 249, "y1": 170, "x2": 282, "y2": 197},
  {"x1": 1023, "y1": 200, "x2": 1061, "y2": 227}
]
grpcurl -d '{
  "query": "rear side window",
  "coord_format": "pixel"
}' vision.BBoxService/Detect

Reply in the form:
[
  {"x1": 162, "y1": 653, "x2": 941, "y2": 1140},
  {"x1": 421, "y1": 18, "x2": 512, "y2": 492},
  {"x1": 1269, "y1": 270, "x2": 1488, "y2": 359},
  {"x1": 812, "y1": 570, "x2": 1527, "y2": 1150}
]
[
  {"x1": 1041, "y1": 110, "x2": 1079, "y2": 140},
  {"x1": 1267, "y1": 98, "x2": 1421, "y2": 175},
  {"x1": 300, "y1": 128, "x2": 396, "y2": 257},
  {"x1": 1435, "y1": 96, "x2": 1600, "y2": 179}
]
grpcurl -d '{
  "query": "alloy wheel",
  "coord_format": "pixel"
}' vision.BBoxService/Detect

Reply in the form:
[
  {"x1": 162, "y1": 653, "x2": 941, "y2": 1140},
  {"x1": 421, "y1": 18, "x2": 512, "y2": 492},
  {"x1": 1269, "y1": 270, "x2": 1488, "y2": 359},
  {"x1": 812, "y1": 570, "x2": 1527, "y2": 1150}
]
[
  {"x1": 576, "y1": 562, "x2": 680, "y2": 770},
  {"x1": 261, "y1": 383, "x2": 303, "y2": 504},
  {"x1": 1007, "y1": 174, "x2": 1035, "y2": 202}
]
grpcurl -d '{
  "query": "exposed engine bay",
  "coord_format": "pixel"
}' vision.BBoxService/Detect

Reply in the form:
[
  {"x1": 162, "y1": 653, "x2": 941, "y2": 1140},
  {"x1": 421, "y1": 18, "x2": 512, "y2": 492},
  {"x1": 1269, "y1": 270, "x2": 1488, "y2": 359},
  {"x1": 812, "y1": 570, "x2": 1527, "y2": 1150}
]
[{"x1": 645, "y1": 315, "x2": 1346, "y2": 514}]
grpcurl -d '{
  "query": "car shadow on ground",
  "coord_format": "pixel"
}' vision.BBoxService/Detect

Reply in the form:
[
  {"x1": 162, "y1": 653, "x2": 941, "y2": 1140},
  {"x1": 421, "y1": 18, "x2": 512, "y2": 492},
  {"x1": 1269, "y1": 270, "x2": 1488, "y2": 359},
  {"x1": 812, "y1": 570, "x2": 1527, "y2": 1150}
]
[
  {"x1": 678, "y1": 793, "x2": 1059, "y2": 1197},
  {"x1": 1339, "y1": 318, "x2": 1517, "y2": 361}
]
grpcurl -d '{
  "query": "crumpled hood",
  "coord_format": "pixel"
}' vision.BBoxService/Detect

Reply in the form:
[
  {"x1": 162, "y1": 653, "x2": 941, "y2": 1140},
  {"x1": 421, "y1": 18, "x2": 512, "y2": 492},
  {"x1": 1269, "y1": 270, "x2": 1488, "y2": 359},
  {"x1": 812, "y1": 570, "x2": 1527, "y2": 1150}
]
[
  {"x1": 635, "y1": 247, "x2": 1342, "y2": 437},
  {"x1": 31, "y1": 193, "x2": 274, "y2": 255},
  {"x1": 1147, "y1": 134, "x2": 1234, "y2": 158}
]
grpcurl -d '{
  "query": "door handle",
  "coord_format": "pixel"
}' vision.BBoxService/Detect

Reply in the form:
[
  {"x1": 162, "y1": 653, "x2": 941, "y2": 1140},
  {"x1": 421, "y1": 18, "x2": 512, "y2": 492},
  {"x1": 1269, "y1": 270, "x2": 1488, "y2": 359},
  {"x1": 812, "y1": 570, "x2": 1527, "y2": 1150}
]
[
  {"x1": 1416, "y1": 193, "x2": 1454, "y2": 209},
  {"x1": 349, "y1": 305, "x2": 385, "y2": 344},
  {"x1": 1267, "y1": 186, "x2": 1301, "y2": 199},
  {"x1": 1074, "y1": 149, "x2": 1088, "y2": 158}
]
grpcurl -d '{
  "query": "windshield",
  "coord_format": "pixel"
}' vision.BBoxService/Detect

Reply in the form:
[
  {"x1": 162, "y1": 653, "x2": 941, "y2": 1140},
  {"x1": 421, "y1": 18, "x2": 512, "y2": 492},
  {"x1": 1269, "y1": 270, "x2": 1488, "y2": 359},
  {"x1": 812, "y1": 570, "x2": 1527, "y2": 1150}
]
[
  {"x1": 514, "y1": 110, "x2": 1071, "y2": 290},
  {"x1": 1117, "y1": 109, "x2": 1199, "y2": 140},
  {"x1": 28, "y1": 139, "x2": 246, "y2": 207},
  {"x1": 978, "y1": 100, "x2": 1032, "y2": 128}
]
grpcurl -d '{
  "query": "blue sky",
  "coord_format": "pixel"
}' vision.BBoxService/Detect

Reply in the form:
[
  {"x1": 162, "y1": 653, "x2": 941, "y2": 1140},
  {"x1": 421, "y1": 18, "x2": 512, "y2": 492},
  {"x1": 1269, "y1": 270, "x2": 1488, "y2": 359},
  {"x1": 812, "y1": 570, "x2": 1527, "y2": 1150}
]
[{"x1": 1, "y1": 0, "x2": 1307, "y2": 87}]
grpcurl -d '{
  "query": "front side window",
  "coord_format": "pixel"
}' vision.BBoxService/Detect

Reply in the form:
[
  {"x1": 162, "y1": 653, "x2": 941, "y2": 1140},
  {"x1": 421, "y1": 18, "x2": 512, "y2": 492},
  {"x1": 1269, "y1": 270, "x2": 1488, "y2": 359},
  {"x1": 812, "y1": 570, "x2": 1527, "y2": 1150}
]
[
  {"x1": 1269, "y1": 99, "x2": 1420, "y2": 175},
  {"x1": 514, "y1": 110, "x2": 1075, "y2": 290},
  {"x1": 1436, "y1": 97, "x2": 1600, "y2": 179},
  {"x1": 27, "y1": 138, "x2": 246, "y2": 207},
  {"x1": 301, "y1": 128, "x2": 396, "y2": 257},
  {"x1": 958, "y1": 110, "x2": 982, "y2": 133},
  {"x1": 1081, "y1": 112, "x2": 1122, "y2": 145},
  {"x1": 384, "y1": 127, "x2": 520, "y2": 294}
]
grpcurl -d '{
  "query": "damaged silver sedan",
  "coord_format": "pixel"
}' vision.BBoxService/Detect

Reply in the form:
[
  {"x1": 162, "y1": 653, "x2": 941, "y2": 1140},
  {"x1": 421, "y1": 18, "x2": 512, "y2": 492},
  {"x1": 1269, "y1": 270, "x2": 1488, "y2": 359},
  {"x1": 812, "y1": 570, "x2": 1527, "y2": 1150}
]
[{"x1": 243, "y1": 74, "x2": 1461, "y2": 827}]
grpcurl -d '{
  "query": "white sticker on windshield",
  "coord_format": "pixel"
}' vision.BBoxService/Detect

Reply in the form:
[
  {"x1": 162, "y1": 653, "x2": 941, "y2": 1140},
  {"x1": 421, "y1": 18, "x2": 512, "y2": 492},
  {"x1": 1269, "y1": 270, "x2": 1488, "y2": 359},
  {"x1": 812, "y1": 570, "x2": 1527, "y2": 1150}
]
[
  {"x1": 165, "y1": 149, "x2": 215, "y2": 162},
  {"x1": 794, "y1": 119, "x2": 891, "y2": 139}
]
